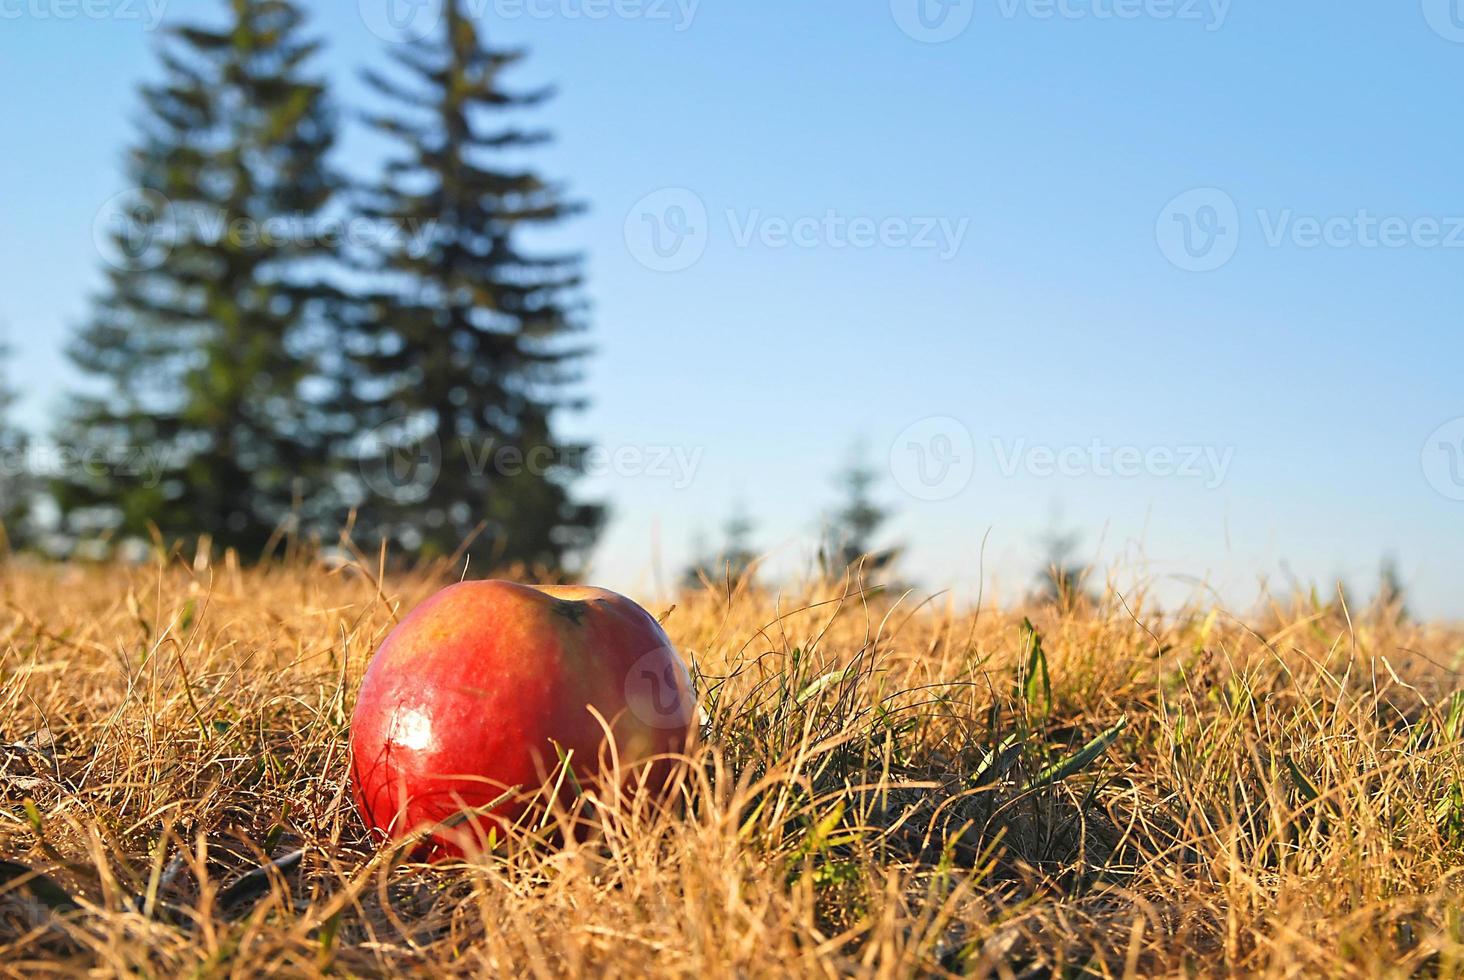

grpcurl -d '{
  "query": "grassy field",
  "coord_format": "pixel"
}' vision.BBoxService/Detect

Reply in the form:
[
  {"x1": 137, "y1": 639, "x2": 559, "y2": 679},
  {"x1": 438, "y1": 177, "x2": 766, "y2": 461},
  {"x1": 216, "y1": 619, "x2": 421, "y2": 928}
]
[{"x1": 1, "y1": 557, "x2": 1462, "y2": 977}]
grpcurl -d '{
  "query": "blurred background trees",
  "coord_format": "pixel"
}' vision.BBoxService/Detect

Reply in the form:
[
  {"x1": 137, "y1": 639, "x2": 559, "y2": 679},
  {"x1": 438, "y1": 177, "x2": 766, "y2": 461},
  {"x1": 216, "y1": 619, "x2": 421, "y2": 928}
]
[
  {"x1": 13, "y1": 0, "x2": 1415, "y2": 611},
  {"x1": 0, "y1": 341, "x2": 36, "y2": 552},
  {"x1": 683, "y1": 500, "x2": 759, "y2": 590},
  {"x1": 346, "y1": 0, "x2": 601, "y2": 570},
  {"x1": 819, "y1": 447, "x2": 902, "y2": 586},
  {"x1": 55, "y1": 0, "x2": 342, "y2": 557},
  {"x1": 45, "y1": 0, "x2": 601, "y2": 573},
  {"x1": 25, "y1": 0, "x2": 917, "y2": 586},
  {"x1": 1031, "y1": 520, "x2": 1094, "y2": 612}
]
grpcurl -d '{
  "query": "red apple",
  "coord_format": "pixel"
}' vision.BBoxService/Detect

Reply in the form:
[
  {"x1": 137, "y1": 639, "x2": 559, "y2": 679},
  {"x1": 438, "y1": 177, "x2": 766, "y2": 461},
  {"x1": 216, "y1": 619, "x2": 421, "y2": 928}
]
[{"x1": 350, "y1": 580, "x2": 696, "y2": 856}]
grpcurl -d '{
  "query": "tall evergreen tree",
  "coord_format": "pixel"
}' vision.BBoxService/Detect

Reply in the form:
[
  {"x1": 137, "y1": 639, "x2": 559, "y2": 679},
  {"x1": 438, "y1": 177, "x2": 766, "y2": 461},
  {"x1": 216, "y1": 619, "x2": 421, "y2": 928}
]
[
  {"x1": 57, "y1": 0, "x2": 341, "y2": 557},
  {"x1": 347, "y1": 1, "x2": 601, "y2": 570}
]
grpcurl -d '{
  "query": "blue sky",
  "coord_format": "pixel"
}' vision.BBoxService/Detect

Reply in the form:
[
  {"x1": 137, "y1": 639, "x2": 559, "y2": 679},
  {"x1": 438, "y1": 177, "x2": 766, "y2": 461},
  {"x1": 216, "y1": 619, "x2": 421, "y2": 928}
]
[{"x1": 4, "y1": 1, "x2": 1463, "y2": 615}]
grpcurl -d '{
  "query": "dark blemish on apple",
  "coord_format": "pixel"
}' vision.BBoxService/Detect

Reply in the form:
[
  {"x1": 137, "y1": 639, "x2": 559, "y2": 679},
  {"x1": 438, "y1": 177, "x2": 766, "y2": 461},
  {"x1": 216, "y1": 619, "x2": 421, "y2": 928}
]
[{"x1": 551, "y1": 599, "x2": 586, "y2": 626}]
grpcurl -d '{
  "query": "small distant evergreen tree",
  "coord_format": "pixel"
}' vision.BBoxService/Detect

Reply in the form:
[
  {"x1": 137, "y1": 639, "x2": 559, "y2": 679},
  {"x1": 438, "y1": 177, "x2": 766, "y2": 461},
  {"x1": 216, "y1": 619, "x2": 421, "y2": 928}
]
[
  {"x1": 683, "y1": 501, "x2": 758, "y2": 588},
  {"x1": 0, "y1": 341, "x2": 34, "y2": 552},
  {"x1": 820, "y1": 449, "x2": 900, "y2": 582},
  {"x1": 1373, "y1": 555, "x2": 1410, "y2": 623},
  {"x1": 57, "y1": 0, "x2": 341, "y2": 557},
  {"x1": 1032, "y1": 523, "x2": 1093, "y2": 612},
  {"x1": 346, "y1": 0, "x2": 601, "y2": 570}
]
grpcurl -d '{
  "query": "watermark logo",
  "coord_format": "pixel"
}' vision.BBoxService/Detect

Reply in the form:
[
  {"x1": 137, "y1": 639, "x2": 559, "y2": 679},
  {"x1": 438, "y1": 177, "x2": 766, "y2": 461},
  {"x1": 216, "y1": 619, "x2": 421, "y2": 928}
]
[
  {"x1": 0, "y1": 0, "x2": 169, "y2": 29},
  {"x1": 624, "y1": 189, "x2": 971, "y2": 271},
  {"x1": 359, "y1": 421, "x2": 442, "y2": 504},
  {"x1": 357, "y1": 428, "x2": 706, "y2": 502},
  {"x1": 623, "y1": 647, "x2": 696, "y2": 730},
  {"x1": 890, "y1": 0, "x2": 975, "y2": 43},
  {"x1": 1422, "y1": 417, "x2": 1464, "y2": 501},
  {"x1": 360, "y1": 0, "x2": 698, "y2": 41},
  {"x1": 93, "y1": 189, "x2": 440, "y2": 268},
  {"x1": 624, "y1": 187, "x2": 710, "y2": 272},
  {"x1": 1423, "y1": 0, "x2": 1464, "y2": 42},
  {"x1": 1158, "y1": 189, "x2": 1464, "y2": 271},
  {"x1": 1156, "y1": 187, "x2": 1240, "y2": 272},
  {"x1": 993, "y1": 0, "x2": 1229, "y2": 29},
  {"x1": 93, "y1": 188, "x2": 176, "y2": 272},
  {"x1": 359, "y1": 0, "x2": 442, "y2": 41},
  {"x1": 725, "y1": 209, "x2": 969, "y2": 259},
  {"x1": 991, "y1": 438, "x2": 1235, "y2": 489},
  {"x1": 1255, "y1": 209, "x2": 1464, "y2": 251},
  {"x1": 0, "y1": 442, "x2": 177, "y2": 487},
  {"x1": 887, "y1": 422, "x2": 1237, "y2": 498},
  {"x1": 889, "y1": 416, "x2": 976, "y2": 501},
  {"x1": 493, "y1": 0, "x2": 700, "y2": 29},
  {"x1": 892, "y1": 0, "x2": 1231, "y2": 40}
]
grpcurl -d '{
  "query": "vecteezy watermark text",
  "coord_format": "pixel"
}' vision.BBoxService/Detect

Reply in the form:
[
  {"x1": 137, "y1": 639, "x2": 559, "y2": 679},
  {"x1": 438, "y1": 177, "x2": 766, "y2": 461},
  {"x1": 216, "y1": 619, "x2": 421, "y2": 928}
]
[
  {"x1": 357, "y1": 0, "x2": 699, "y2": 42},
  {"x1": 726, "y1": 209, "x2": 969, "y2": 259},
  {"x1": 491, "y1": 0, "x2": 698, "y2": 28},
  {"x1": 93, "y1": 189, "x2": 440, "y2": 272},
  {"x1": 360, "y1": 427, "x2": 705, "y2": 503},
  {"x1": 889, "y1": 416, "x2": 1236, "y2": 499},
  {"x1": 889, "y1": 0, "x2": 1229, "y2": 42},
  {"x1": 0, "y1": 0, "x2": 168, "y2": 29},
  {"x1": 0, "y1": 443, "x2": 178, "y2": 487},
  {"x1": 624, "y1": 187, "x2": 970, "y2": 272},
  {"x1": 991, "y1": 437, "x2": 1234, "y2": 489},
  {"x1": 993, "y1": 0, "x2": 1230, "y2": 28},
  {"x1": 1255, "y1": 209, "x2": 1464, "y2": 250},
  {"x1": 1157, "y1": 187, "x2": 1464, "y2": 272}
]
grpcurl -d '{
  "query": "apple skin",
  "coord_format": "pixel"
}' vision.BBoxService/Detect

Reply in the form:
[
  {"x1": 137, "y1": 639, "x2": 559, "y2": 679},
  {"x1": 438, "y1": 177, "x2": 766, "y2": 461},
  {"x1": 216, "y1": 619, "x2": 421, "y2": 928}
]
[{"x1": 350, "y1": 580, "x2": 695, "y2": 857}]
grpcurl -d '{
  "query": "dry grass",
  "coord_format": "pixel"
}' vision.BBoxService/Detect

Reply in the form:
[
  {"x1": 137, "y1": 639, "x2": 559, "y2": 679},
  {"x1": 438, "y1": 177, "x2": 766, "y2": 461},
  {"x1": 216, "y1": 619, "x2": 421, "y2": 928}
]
[{"x1": 1, "y1": 555, "x2": 1462, "y2": 977}]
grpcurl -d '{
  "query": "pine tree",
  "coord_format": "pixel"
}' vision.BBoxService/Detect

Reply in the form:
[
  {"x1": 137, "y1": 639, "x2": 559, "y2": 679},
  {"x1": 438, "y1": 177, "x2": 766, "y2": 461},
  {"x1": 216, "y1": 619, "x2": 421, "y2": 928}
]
[
  {"x1": 1373, "y1": 554, "x2": 1410, "y2": 623},
  {"x1": 1033, "y1": 526, "x2": 1092, "y2": 612},
  {"x1": 347, "y1": 1, "x2": 601, "y2": 570},
  {"x1": 683, "y1": 501, "x2": 758, "y2": 588},
  {"x1": 0, "y1": 339, "x2": 33, "y2": 552},
  {"x1": 820, "y1": 449, "x2": 900, "y2": 582},
  {"x1": 57, "y1": 0, "x2": 341, "y2": 557}
]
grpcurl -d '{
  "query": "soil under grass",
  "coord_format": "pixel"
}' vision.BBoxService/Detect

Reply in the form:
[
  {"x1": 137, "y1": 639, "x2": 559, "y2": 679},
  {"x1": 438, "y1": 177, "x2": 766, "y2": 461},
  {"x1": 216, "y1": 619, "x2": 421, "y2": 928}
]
[{"x1": 1, "y1": 558, "x2": 1461, "y2": 976}]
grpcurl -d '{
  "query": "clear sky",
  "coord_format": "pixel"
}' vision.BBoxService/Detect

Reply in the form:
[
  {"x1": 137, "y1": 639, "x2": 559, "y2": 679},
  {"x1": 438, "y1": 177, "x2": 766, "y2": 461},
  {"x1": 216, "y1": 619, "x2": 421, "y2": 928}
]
[{"x1": 4, "y1": 1, "x2": 1463, "y2": 616}]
